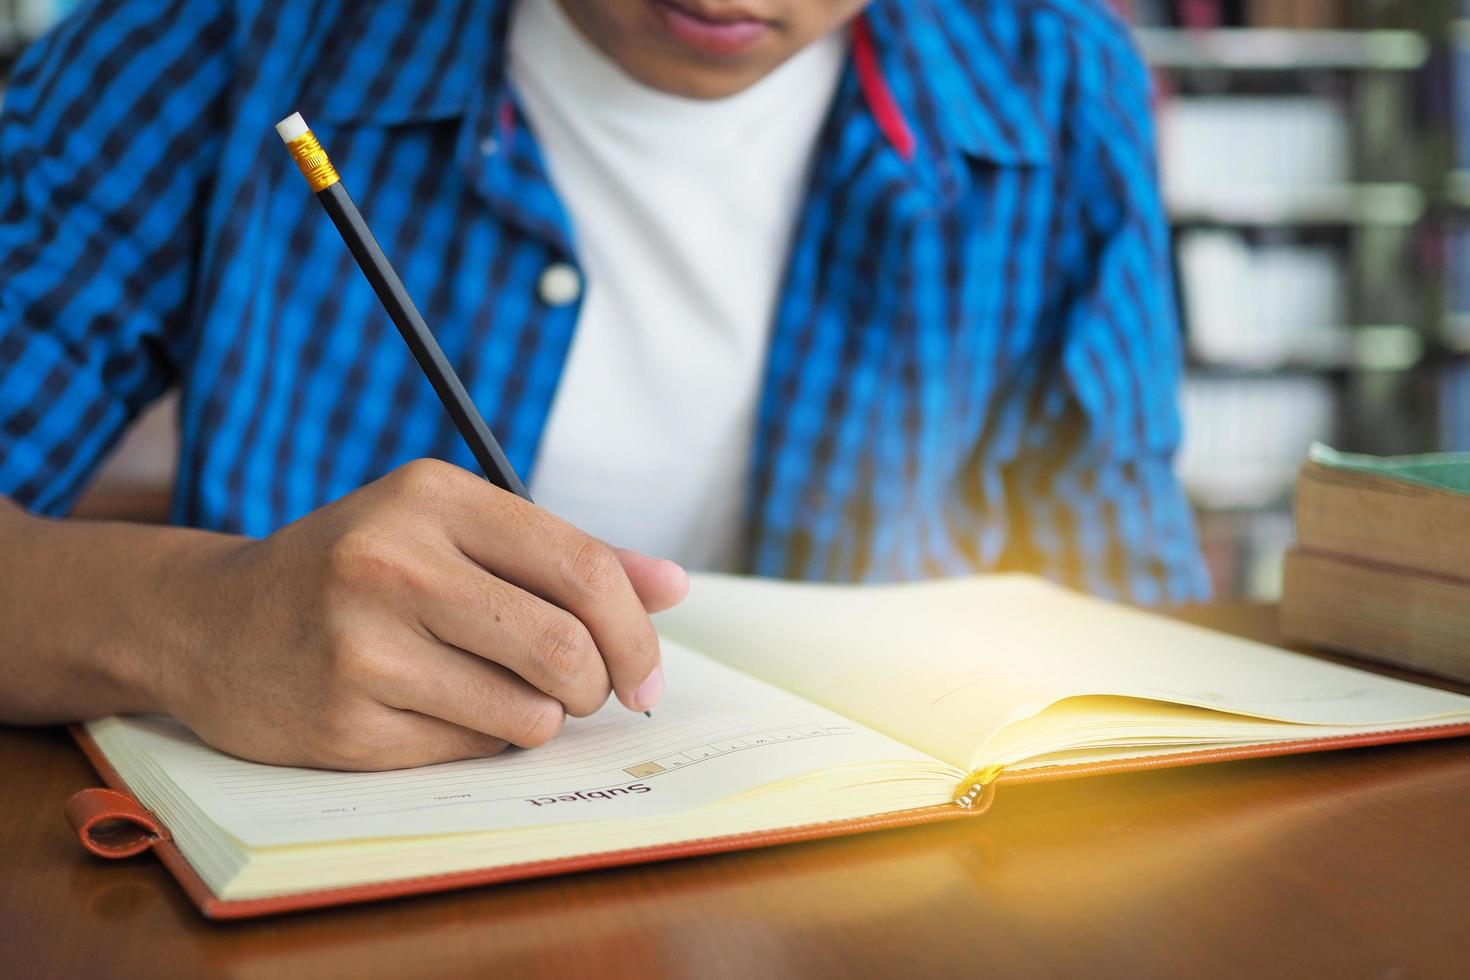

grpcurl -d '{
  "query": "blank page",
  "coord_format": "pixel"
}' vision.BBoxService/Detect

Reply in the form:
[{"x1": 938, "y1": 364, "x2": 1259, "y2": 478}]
[{"x1": 656, "y1": 574, "x2": 1470, "y2": 770}]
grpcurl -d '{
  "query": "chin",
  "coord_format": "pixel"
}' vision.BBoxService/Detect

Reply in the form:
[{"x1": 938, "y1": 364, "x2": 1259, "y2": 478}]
[
  {"x1": 627, "y1": 42, "x2": 794, "y2": 99},
  {"x1": 648, "y1": 65, "x2": 767, "y2": 99}
]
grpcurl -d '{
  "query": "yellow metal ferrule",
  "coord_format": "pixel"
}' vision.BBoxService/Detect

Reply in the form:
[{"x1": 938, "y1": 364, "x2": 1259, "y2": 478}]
[{"x1": 284, "y1": 129, "x2": 340, "y2": 193}]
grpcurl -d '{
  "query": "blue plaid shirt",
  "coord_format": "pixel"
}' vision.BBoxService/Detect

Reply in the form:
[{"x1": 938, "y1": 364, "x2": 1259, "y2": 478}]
[{"x1": 0, "y1": 0, "x2": 1209, "y2": 604}]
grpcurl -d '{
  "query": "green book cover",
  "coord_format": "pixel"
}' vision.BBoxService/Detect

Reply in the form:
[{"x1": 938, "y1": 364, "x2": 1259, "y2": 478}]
[{"x1": 1309, "y1": 444, "x2": 1470, "y2": 496}]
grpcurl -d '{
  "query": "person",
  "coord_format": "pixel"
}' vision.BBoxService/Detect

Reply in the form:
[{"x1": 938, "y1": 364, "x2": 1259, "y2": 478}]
[{"x1": 0, "y1": 0, "x2": 1209, "y2": 770}]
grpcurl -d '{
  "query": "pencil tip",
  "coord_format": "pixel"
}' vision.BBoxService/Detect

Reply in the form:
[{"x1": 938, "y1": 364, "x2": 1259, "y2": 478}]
[{"x1": 644, "y1": 710, "x2": 653, "y2": 718}]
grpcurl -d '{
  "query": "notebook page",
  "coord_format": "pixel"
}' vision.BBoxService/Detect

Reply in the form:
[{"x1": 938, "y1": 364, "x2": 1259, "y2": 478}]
[
  {"x1": 979, "y1": 695, "x2": 1468, "y2": 770},
  {"x1": 655, "y1": 574, "x2": 1470, "y2": 770},
  {"x1": 87, "y1": 639, "x2": 949, "y2": 849}
]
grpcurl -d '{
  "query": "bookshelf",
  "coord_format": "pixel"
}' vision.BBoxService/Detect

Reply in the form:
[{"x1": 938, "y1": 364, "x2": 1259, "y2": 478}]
[
  {"x1": 1166, "y1": 181, "x2": 1426, "y2": 226},
  {"x1": 1136, "y1": 27, "x2": 1429, "y2": 70},
  {"x1": 1121, "y1": 0, "x2": 1470, "y2": 599}
]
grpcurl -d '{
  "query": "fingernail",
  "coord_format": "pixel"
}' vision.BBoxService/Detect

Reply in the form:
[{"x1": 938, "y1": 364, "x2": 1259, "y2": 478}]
[{"x1": 634, "y1": 666, "x2": 663, "y2": 712}]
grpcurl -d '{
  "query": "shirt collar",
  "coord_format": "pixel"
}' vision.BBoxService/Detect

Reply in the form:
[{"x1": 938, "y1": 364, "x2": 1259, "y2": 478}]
[
  {"x1": 300, "y1": 1, "x2": 500, "y2": 128},
  {"x1": 859, "y1": 0, "x2": 1051, "y2": 169},
  {"x1": 299, "y1": 1, "x2": 573, "y2": 249}
]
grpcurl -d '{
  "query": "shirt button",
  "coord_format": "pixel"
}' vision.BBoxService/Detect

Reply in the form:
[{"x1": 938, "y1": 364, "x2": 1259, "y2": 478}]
[{"x1": 538, "y1": 263, "x2": 582, "y2": 307}]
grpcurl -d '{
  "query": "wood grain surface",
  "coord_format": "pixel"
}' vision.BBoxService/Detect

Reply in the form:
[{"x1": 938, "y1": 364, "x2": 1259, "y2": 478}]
[{"x1": 3, "y1": 604, "x2": 1468, "y2": 980}]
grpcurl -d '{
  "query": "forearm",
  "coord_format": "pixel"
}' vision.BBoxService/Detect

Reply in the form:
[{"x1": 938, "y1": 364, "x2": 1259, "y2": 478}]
[{"x1": 0, "y1": 497, "x2": 242, "y2": 724}]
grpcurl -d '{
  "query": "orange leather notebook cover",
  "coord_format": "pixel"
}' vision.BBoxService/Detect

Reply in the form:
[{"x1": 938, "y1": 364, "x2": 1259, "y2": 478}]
[{"x1": 64, "y1": 720, "x2": 1470, "y2": 920}]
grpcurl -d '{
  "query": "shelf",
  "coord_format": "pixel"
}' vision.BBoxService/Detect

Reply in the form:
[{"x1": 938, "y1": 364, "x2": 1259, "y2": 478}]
[
  {"x1": 1187, "y1": 325, "x2": 1425, "y2": 374},
  {"x1": 1136, "y1": 28, "x2": 1430, "y2": 72},
  {"x1": 1191, "y1": 499, "x2": 1294, "y2": 517},
  {"x1": 1186, "y1": 363, "x2": 1346, "y2": 378},
  {"x1": 1351, "y1": 325, "x2": 1426, "y2": 371},
  {"x1": 1444, "y1": 171, "x2": 1470, "y2": 210},
  {"x1": 1182, "y1": 470, "x2": 1300, "y2": 512},
  {"x1": 1167, "y1": 183, "x2": 1426, "y2": 227},
  {"x1": 1440, "y1": 315, "x2": 1470, "y2": 354}
]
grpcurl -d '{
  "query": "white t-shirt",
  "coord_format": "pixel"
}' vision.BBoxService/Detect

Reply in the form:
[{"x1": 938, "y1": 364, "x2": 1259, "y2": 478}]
[{"x1": 509, "y1": 0, "x2": 847, "y2": 571}]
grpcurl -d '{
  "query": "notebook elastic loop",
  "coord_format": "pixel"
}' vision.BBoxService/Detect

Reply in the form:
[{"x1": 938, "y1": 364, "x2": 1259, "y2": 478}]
[{"x1": 65, "y1": 788, "x2": 169, "y2": 859}]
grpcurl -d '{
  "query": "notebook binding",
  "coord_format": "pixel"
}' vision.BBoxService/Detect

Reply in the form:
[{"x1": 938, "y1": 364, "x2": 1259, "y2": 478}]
[
  {"x1": 955, "y1": 785, "x2": 986, "y2": 809},
  {"x1": 953, "y1": 764, "x2": 1005, "y2": 808}
]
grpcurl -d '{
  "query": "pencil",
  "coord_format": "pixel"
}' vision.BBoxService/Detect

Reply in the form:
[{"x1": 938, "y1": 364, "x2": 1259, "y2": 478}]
[
  {"x1": 275, "y1": 112, "x2": 531, "y2": 501},
  {"x1": 278, "y1": 114, "x2": 653, "y2": 719}
]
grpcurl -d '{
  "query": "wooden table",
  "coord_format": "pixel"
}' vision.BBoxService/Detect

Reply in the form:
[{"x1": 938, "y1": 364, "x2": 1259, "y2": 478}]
[{"x1": 3, "y1": 605, "x2": 1469, "y2": 980}]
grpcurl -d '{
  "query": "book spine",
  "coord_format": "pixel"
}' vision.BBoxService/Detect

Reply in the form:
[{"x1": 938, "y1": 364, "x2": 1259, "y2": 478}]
[
  {"x1": 1177, "y1": 0, "x2": 1222, "y2": 30},
  {"x1": 1441, "y1": 361, "x2": 1470, "y2": 452},
  {"x1": 953, "y1": 764, "x2": 1006, "y2": 808},
  {"x1": 1455, "y1": 23, "x2": 1470, "y2": 173}
]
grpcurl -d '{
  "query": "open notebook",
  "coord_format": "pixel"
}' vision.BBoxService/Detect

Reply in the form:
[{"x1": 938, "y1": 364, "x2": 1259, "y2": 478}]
[{"x1": 68, "y1": 574, "x2": 1470, "y2": 918}]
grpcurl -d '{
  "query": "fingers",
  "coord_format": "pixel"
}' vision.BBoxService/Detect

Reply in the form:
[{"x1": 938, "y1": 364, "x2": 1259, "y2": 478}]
[
  {"x1": 332, "y1": 712, "x2": 511, "y2": 772},
  {"x1": 405, "y1": 464, "x2": 664, "y2": 712},
  {"x1": 418, "y1": 550, "x2": 612, "y2": 716},
  {"x1": 615, "y1": 548, "x2": 690, "y2": 614},
  {"x1": 373, "y1": 715, "x2": 511, "y2": 771},
  {"x1": 376, "y1": 638, "x2": 568, "y2": 750},
  {"x1": 510, "y1": 528, "x2": 661, "y2": 712}
]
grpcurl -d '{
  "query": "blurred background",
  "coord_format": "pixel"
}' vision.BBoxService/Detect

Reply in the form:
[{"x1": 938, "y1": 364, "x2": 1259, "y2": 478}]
[
  {"x1": 1119, "y1": 0, "x2": 1468, "y2": 599},
  {"x1": 2, "y1": 0, "x2": 1468, "y2": 599}
]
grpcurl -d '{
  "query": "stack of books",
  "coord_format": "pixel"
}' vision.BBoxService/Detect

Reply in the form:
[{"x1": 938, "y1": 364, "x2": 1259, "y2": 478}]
[{"x1": 1282, "y1": 445, "x2": 1470, "y2": 683}]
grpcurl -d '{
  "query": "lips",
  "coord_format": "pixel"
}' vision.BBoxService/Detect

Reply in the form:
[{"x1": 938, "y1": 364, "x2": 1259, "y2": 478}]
[{"x1": 650, "y1": 0, "x2": 774, "y2": 57}]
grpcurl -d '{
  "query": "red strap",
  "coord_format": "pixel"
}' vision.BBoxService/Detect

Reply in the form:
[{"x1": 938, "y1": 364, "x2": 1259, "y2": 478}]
[
  {"x1": 852, "y1": 15, "x2": 916, "y2": 162},
  {"x1": 65, "y1": 788, "x2": 168, "y2": 859}
]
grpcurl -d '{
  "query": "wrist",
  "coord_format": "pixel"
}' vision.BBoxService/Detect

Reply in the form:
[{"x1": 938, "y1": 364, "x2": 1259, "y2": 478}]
[
  {"x1": 118, "y1": 527, "x2": 251, "y2": 721},
  {"x1": 0, "y1": 502, "x2": 252, "y2": 724}
]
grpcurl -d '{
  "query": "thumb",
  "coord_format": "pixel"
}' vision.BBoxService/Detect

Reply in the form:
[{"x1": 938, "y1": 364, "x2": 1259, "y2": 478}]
[{"x1": 614, "y1": 547, "x2": 690, "y2": 614}]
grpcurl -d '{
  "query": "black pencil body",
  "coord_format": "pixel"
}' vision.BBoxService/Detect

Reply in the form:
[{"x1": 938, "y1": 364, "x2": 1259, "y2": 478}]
[{"x1": 315, "y1": 180, "x2": 531, "y2": 501}]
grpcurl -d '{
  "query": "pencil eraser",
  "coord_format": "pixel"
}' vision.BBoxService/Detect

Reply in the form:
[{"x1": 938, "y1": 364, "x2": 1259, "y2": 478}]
[{"x1": 274, "y1": 112, "x2": 309, "y2": 143}]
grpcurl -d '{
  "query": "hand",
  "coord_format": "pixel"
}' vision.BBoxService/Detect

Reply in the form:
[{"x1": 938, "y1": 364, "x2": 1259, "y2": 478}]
[{"x1": 160, "y1": 459, "x2": 688, "y2": 770}]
